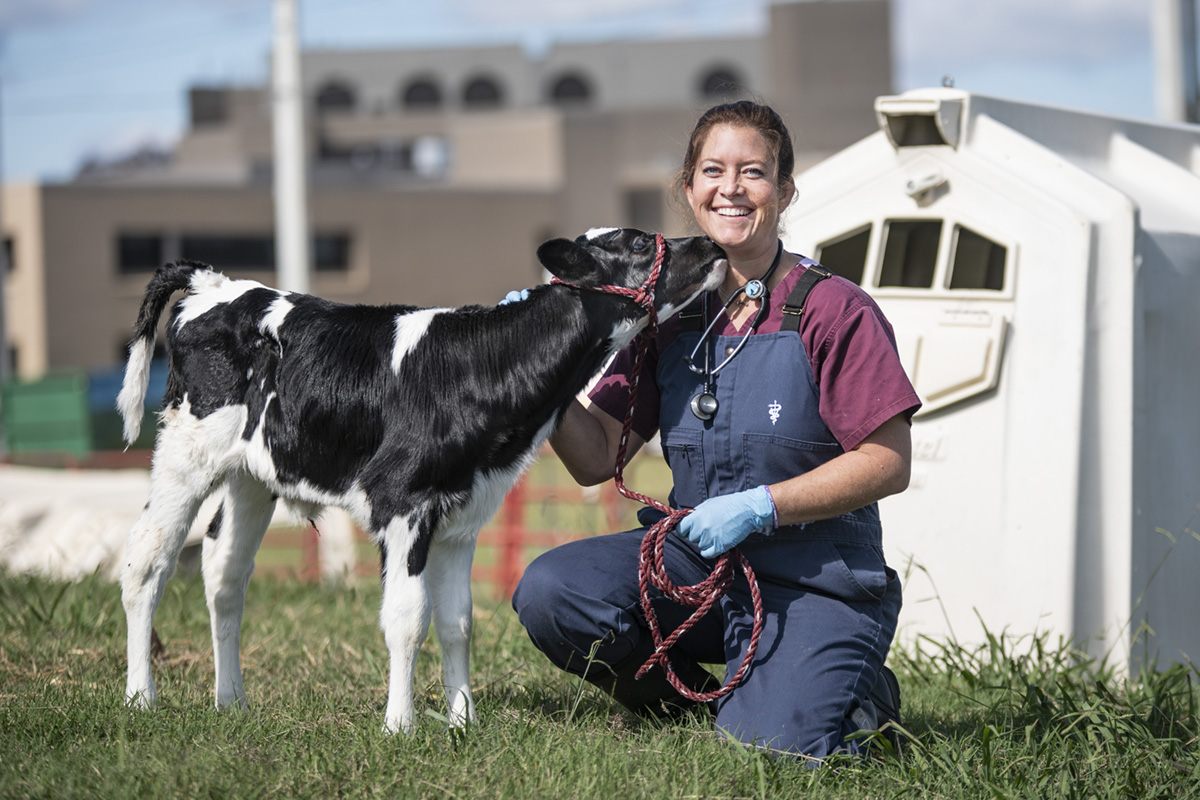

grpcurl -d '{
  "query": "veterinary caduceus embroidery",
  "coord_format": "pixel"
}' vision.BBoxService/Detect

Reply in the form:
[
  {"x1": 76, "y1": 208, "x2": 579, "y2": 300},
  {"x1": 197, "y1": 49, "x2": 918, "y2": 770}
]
[{"x1": 768, "y1": 400, "x2": 782, "y2": 426}]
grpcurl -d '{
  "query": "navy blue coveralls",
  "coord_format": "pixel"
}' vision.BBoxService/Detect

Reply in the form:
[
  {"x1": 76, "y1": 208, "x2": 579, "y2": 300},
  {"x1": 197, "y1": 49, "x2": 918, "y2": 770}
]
[{"x1": 514, "y1": 281, "x2": 903, "y2": 758}]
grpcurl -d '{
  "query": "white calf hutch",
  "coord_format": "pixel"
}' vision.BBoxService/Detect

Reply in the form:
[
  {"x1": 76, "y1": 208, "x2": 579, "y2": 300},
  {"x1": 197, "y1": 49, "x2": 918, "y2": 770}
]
[{"x1": 782, "y1": 88, "x2": 1200, "y2": 671}]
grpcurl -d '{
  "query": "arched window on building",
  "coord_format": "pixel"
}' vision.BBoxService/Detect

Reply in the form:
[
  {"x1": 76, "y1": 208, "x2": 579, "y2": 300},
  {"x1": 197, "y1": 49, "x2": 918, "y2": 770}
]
[
  {"x1": 401, "y1": 78, "x2": 443, "y2": 110},
  {"x1": 315, "y1": 80, "x2": 358, "y2": 114},
  {"x1": 548, "y1": 72, "x2": 593, "y2": 107},
  {"x1": 462, "y1": 75, "x2": 504, "y2": 109},
  {"x1": 699, "y1": 67, "x2": 746, "y2": 101}
]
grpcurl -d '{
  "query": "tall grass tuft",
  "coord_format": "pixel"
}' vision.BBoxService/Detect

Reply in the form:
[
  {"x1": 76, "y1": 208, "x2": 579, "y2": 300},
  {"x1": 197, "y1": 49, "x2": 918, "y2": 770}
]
[{"x1": 2, "y1": 570, "x2": 1198, "y2": 798}]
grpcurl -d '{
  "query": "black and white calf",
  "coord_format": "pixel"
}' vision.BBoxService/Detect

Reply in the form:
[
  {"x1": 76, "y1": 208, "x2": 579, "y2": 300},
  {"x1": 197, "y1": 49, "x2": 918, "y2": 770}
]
[{"x1": 117, "y1": 228, "x2": 726, "y2": 733}]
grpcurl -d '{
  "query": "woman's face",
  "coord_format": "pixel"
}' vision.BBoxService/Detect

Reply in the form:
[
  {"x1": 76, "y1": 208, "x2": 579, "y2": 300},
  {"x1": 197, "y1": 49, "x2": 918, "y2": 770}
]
[{"x1": 685, "y1": 123, "x2": 794, "y2": 259}]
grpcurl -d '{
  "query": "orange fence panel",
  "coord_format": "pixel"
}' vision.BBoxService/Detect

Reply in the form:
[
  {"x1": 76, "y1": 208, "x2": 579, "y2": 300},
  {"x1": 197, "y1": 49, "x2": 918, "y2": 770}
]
[{"x1": 261, "y1": 449, "x2": 672, "y2": 596}]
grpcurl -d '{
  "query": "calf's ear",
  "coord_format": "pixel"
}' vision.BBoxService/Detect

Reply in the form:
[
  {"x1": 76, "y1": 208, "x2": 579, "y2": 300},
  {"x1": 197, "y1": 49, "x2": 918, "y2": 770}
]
[{"x1": 537, "y1": 239, "x2": 602, "y2": 285}]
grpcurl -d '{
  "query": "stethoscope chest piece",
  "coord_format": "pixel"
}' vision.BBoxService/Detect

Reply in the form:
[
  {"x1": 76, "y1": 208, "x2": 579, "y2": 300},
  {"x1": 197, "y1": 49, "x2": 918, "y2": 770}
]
[{"x1": 690, "y1": 391, "x2": 719, "y2": 421}]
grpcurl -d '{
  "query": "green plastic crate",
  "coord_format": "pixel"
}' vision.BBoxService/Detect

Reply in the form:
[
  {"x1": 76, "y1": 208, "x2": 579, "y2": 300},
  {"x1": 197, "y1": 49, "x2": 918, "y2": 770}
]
[{"x1": 0, "y1": 372, "x2": 92, "y2": 458}]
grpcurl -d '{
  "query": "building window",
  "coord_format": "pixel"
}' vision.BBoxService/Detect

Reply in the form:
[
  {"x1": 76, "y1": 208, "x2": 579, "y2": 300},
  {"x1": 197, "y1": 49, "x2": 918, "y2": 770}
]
[
  {"x1": 181, "y1": 234, "x2": 275, "y2": 271},
  {"x1": 625, "y1": 188, "x2": 662, "y2": 233},
  {"x1": 949, "y1": 225, "x2": 1007, "y2": 291},
  {"x1": 815, "y1": 226, "x2": 871, "y2": 286},
  {"x1": 314, "y1": 233, "x2": 351, "y2": 272},
  {"x1": 318, "y1": 136, "x2": 415, "y2": 172},
  {"x1": 117, "y1": 233, "x2": 165, "y2": 274},
  {"x1": 189, "y1": 88, "x2": 228, "y2": 127},
  {"x1": 401, "y1": 78, "x2": 443, "y2": 110},
  {"x1": 549, "y1": 72, "x2": 593, "y2": 106},
  {"x1": 173, "y1": 233, "x2": 352, "y2": 273},
  {"x1": 462, "y1": 76, "x2": 503, "y2": 109},
  {"x1": 2, "y1": 236, "x2": 13, "y2": 274},
  {"x1": 315, "y1": 80, "x2": 357, "y2": 114},
  {"x1": 699, "y1": 67, "x2": 745, "y2": 101},
  {"x1": 879, "y1": 220, "x2": 941, "y2": 288}
]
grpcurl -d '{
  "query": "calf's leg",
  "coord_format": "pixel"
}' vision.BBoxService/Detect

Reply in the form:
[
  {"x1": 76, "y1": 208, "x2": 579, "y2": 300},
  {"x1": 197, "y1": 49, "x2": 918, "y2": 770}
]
[
  {"x1": 426, "y1": 537, "x2": 478, "y2": 727},
  {"x1": 201, "y1": 476, "x2": 277, "y2": 710},
  {"x1": 122, "y1": 460, "x2": 217, "y2": 708},
  {"x1": 379, "y1": 518, "x2": 432, "y2": 734}
]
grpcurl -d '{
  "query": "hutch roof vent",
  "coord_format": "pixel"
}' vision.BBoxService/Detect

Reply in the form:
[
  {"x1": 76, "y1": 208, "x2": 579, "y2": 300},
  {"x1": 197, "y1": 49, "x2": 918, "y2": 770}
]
[{"x1": 874, "y1": 91, "x2": 963, "y2": 149}]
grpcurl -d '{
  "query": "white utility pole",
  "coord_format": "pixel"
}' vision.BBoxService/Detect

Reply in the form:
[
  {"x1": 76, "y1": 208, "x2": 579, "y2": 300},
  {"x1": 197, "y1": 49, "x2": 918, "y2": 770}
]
[
  {"x1": 272, "y1": 0, "x2": 360, "y2": 581},
  {"x1": 272, "y1": 0, "x2": 310, "y2": 293},
  {"x1": 1153, "y1": 0, "x2": 1200, "y2": 123},
  {"x1": 0, "y1": 70, "x2": 10, "y2": 458},
  {"x1": 0, "y1": 73, "x2": 10, "y2": 384}
]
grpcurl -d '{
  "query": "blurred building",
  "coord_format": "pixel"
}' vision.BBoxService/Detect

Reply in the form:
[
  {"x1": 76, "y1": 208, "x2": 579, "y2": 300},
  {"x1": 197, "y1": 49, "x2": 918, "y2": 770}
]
[{"x1": 1, "y1": 0, "x2": 891, "y2": 378}]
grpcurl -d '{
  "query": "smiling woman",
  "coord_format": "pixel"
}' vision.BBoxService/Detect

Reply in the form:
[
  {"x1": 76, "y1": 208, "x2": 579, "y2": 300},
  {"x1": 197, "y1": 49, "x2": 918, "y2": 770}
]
[{"x1": 513, "y1": 100, "x2": 923, "y2": 761}]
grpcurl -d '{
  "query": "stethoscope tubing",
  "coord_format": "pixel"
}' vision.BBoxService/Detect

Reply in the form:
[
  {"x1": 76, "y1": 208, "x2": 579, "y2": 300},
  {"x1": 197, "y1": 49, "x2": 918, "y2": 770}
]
[
  {"x1": 685, "y1": 240, "x2": 784, "y2": 378},
  {"x1": 685, "y1": 240, "x2": 785, "y2": 420}
]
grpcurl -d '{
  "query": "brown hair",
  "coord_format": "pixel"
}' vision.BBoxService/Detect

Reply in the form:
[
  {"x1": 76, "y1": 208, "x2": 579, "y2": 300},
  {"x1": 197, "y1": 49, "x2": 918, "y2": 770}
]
[{"x1": 674, "y1": 100, "x2": 796, "y2": 201}]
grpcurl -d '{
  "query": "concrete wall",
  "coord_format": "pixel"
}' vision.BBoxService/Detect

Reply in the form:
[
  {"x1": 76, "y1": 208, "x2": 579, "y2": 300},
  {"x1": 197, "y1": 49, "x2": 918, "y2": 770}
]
[{"x1": 2, "y1": 184, "x2": 47, "y2": 377}]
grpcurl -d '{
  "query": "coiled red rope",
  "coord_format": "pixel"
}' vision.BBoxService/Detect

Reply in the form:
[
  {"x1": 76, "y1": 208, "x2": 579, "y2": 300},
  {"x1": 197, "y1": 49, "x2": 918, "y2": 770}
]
[{"x1": 606, "y1": 235, "x2": 765, "y2": 703}]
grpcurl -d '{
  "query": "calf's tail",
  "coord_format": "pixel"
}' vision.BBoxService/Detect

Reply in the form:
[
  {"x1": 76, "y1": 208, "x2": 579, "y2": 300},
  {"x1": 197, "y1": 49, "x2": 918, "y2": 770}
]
[{"x1": 117, "y1": 260, "x2": 212, "y2": 445}]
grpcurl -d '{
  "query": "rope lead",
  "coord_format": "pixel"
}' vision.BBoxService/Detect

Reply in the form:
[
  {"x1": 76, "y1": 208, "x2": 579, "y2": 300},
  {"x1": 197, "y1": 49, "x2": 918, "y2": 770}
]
[{"x1": 609, "y1": 235, "x2": 764, "y2": 703}]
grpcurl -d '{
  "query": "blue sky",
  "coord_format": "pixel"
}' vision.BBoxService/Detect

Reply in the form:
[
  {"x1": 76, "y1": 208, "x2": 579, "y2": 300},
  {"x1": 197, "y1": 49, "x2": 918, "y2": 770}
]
[{"x1": 0, "y1": 0, "x2": 1162, "y2": 184}]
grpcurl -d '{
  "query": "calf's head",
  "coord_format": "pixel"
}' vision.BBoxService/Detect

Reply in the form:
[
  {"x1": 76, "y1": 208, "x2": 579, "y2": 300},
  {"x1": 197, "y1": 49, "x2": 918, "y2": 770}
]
[{"x1": 536, "y1": 228, "x2": 727, "y2": 323}]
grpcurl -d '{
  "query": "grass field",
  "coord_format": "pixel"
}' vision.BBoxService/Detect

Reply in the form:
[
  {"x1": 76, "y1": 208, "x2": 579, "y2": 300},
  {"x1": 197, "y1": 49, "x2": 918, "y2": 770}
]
[{"x1": 2, "y1": 568, "x2": 1199, "y2": 799}]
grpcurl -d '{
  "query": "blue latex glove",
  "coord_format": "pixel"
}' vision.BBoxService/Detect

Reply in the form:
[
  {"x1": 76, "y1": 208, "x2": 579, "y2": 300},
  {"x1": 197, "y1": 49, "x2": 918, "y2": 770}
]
[
  {"x1": 499, "y1": 288, "x2": 530, "y2": 305},
  {"x1": 677, "y1": 485, "x2": 775, "y2": 558}
]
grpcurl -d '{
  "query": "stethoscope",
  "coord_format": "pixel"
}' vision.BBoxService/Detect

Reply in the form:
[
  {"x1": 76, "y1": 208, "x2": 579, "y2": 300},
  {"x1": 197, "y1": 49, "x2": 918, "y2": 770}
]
[{"x1": 685, "y1": 240, "x2": 785, "y2": 421}]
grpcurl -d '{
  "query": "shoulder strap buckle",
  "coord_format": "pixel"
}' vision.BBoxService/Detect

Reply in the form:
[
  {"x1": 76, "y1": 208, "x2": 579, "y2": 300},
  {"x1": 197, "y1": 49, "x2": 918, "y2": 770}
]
[{"x1": 780, "y1": 265, "x2": 832, "y2": 332}]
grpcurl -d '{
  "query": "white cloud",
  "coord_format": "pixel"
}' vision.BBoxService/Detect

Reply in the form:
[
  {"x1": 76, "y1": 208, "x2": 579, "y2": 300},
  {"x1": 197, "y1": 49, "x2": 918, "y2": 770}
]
[
  {"x1": 446, "y1": 0, "x2": 690, "y2": 26},
  {"x1": 439, "y1": 0, "x2": 765, "y2": 41},
  {"x1": 895, "y1": 0, "x2": 1151, "y2": 69},
  {"x1": 0, "y1": 0, "x2": 93, "y2": 27},
  {"x1": 0, "y1": 0, "x2": 265, "y2": 32}
]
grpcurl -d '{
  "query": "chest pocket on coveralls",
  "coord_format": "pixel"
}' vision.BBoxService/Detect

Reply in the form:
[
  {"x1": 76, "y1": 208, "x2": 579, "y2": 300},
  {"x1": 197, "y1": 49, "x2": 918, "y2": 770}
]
[
  {"x1": 659, "y1": 427, "x2": 708, "y2": 508},
  {"x1": 741, "y1": 432, "x2": 842, "y2": 491}
]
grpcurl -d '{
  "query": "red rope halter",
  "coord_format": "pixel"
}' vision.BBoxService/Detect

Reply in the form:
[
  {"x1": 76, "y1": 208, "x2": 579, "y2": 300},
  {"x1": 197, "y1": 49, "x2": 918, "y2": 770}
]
[
  {"x1": 556, "y1": 233, "x2": 764, "y2": 703},
  {"x1": 549, "y1": 235, "x2": 663, "y2": 327}
]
